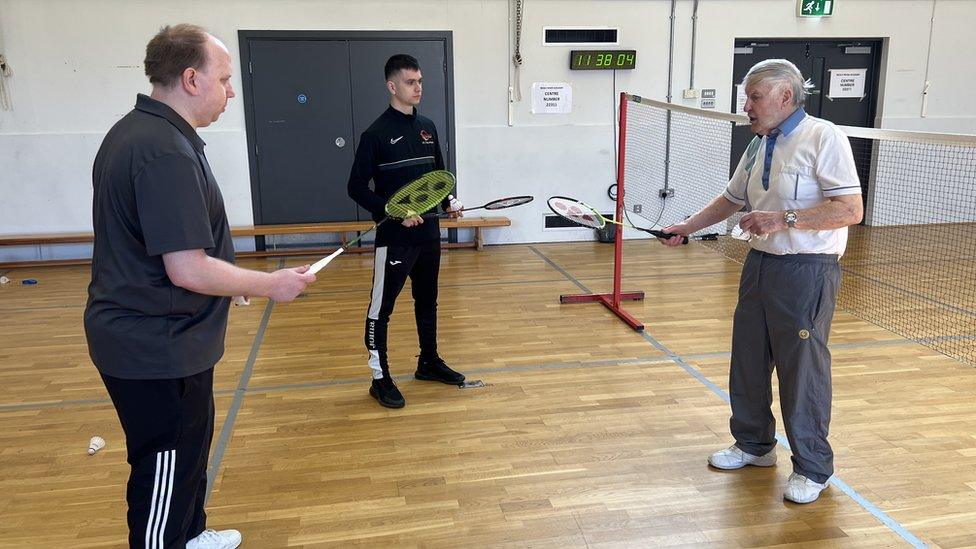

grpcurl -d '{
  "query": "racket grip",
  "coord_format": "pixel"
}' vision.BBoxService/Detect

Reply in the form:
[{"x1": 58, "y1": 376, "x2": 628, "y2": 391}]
[{"x1": 649, "y1": 229, "x2": 689, "y2": 245}]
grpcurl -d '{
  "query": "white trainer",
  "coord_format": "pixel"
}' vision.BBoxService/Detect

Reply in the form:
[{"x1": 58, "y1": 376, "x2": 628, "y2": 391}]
[
  {"x1": 784, "y1": 472, "x2": 829, "y2": 503},
  {"x1": 186, "y1": 528, "x2": 242, "y2": 549},
  {"x1": 708, "y1": 445, "x2": 777, "y2": 469}
]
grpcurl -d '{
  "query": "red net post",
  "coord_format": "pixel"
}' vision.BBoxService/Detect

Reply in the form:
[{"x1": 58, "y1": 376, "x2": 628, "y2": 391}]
[{"x1": 558, "y1": 92, "x2": 644, "y2": 331}]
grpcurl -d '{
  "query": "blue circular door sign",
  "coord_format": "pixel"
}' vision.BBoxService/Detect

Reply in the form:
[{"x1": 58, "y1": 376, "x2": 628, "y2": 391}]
[{"x1": 297, "y1": 94, "x2": 308, "y2": 104}]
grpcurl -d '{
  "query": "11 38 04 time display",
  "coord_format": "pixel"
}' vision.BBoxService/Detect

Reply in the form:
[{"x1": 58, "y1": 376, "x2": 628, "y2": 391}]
[{"x1": 570, "y1": 50, "x2": 637, "y2": 70}]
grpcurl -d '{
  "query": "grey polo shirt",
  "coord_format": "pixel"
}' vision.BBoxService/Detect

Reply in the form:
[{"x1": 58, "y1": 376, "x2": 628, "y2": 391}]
[{"x1": 84, "y1": 94, "x2": 235, "y2": 380}]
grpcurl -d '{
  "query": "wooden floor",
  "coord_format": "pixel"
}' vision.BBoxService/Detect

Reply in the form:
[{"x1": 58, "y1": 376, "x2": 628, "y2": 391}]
[{"x1": 1, "y1": 240, "x2": 975, "y2": 548}]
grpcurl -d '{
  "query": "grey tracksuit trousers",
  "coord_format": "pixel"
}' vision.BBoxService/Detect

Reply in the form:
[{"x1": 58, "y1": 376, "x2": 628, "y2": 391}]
[{"x1": 729, "y1": 249, "x2": 841, "y2": 484}]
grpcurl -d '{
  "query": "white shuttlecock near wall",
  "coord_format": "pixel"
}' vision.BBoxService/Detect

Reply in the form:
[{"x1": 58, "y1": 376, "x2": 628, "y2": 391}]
[{"x1": 88, "y1": 436, "x2": 106, "y2": 455}]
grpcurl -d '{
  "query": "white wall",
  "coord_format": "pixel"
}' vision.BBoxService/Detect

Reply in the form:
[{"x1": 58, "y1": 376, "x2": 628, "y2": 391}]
[{"x1": 1, "y1": 0, "x2": 974, "y2": 260}]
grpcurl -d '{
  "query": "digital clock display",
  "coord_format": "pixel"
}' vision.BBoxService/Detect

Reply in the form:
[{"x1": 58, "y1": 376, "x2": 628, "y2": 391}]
[{"x1": 570, "y1": 50, "x2": 637, "y2": 70}]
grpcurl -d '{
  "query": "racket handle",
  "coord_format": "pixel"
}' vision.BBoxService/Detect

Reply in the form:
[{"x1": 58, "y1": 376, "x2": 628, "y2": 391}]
[
  {"x1": 647, "y1": 229, "x2": 689, "y2": 245},
  {"x1": 309, "y1": 247, "x2": 344, "y2": 275}
]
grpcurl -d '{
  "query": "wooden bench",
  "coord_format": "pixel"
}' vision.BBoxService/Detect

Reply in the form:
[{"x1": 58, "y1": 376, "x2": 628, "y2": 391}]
[{"x1": 0, "y1": 216, "x2": 511, "y2": 268}]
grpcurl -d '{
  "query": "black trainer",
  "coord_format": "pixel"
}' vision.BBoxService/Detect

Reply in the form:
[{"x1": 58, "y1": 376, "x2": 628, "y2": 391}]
[
  {"x1": 415, "y1": 356, "x2": 465, "y2": 385},
  {"x1": 369, "y1": 375, "x2": 405, "y2": 408}
]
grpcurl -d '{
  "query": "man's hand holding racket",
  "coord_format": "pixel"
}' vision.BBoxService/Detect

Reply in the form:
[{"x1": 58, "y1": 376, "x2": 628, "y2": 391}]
[
  {"x1": 661, "y1": 222, "x2": 692, "y2": 247},
  {"x1": 234, "y1": 265, "x2": 314, "y2": 305},
  {"x1": 404, "y1": 195, "x2": 462, "y2": 225},
  {"x1": 267, "y1": 265, "x2": 316, "y2": 302},
  {"x1": 401, "y1": 213, "x2": 424, "y2": 227}
]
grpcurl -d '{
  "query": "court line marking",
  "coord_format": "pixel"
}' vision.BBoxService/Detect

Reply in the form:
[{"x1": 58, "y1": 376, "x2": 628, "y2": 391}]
[{"x1": 204, "y1": 260, "x2": 281, "y2": 502}]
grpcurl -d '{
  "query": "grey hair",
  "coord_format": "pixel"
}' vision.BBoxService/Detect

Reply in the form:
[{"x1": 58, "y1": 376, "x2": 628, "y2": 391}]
[{"x1": 742, "y1": 59, "x2": 813, "y2": 108}]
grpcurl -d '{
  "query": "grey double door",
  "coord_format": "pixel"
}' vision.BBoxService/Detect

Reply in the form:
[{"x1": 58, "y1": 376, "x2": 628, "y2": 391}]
[{"x1": 241, "y1": 33, "x2": 452, "y2": 225}]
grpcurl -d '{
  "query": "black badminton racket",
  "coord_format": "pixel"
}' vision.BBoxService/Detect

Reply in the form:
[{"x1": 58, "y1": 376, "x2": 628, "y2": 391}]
[{"x1": 430, "y1": 195, "x2": 534, "y2": 218}]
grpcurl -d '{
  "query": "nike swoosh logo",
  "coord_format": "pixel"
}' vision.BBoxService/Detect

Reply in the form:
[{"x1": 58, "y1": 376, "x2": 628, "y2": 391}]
[
  {"x1": 389, "y1": 260, "x2": 403, "y2": 265},
  {"x1": 390, "y1": 136, "x2": 404, "y2": 144}
]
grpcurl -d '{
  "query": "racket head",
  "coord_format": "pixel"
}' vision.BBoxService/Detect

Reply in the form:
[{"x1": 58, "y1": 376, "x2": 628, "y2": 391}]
[
  {"x1": 546, "y1": 196, "x2": 606, "y2": 229},
  {"x1": 482, "y1": 195, "x2": 534, "y2": 210},
  {"x1": 385, "y1": 170, "x2": 456, "y2": 219}
]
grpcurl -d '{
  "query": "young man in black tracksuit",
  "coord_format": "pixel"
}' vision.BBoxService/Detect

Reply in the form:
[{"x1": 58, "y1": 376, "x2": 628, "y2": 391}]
[{"x1": 347, "y1": 54, "x2": 464, "y2": 408}]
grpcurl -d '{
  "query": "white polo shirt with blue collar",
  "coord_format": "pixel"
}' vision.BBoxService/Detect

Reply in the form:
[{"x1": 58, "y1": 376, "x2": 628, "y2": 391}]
[{"x1": 723, "y1": 108, "x2": 862, "y2": 256}]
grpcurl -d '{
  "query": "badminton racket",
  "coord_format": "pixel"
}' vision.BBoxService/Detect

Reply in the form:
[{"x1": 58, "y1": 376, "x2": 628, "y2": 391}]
[
  {"x1": 548, "y1": 196, "x2": 693, "y2": 244},
  {"x1": 309, "y1": 170, "x2": 456, "y2": 274},
  {"x1": 428, "y1": 195, "x2": 534, "y2": 218},
  {"x1": 547, "y1": 196, "x2": 767, "y2": 244}
]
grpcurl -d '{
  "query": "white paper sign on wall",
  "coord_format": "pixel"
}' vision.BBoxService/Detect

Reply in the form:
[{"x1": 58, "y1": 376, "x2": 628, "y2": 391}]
[
  {"x1": 735, "y1": 85, "x2": 747, "y2": 113},
  {"x1": 531, "y1": 82, "x2": 573, "y2": 114},
  {"x1": 827, "y1": 68, "x2": 867, "y2": 99}
]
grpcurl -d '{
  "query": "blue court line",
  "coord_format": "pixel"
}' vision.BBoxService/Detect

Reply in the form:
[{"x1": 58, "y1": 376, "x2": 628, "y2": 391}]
[
  {"x1": 532, "y1": 246, "x2": 929, "y2": 549},
  {"x1": 528, "y1": 246, "x2": 591, "y2": 294}
]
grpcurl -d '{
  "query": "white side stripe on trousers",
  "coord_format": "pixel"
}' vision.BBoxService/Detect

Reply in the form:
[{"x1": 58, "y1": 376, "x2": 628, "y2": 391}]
[
  {"x1": 367, "y1": 247, "x2": 388, "y2": 321},
  {"x1": 145, "y1": 449, "x2": 176, "y2": 549}
]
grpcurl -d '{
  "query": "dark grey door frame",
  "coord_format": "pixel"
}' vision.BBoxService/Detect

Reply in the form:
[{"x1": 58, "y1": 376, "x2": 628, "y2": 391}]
[{"x1": 238, "y1": 30, "x2": 457, "y2": 228}]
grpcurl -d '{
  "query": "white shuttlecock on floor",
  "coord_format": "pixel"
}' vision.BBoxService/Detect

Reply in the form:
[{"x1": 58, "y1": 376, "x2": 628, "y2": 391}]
[
  {"x1": 88, "y1": 436, "x2": 105, "y2": 455},
  {"x1": 232, "y1": 296, "x2": 250, "y2": 306},
  {"x1": 0, "y1": 276, "x2": 10, "y2": 284}
]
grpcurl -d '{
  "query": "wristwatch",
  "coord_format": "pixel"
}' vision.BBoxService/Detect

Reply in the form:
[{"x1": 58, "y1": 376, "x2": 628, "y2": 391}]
[{"x1": 784, "y1": 210, "x2": 798, "y2": 228}]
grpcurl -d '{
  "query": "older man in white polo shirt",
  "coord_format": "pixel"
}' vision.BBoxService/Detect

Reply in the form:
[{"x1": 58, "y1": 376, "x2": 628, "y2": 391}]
[{"x1": 661, "y1": 59, "x2": 863, "y2": 504}]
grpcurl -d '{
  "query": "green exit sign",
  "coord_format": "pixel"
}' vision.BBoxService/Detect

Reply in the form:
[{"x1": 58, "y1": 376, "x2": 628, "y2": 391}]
[{"x1": 798, "y1": 0, "x2": 834, "y2": 17}]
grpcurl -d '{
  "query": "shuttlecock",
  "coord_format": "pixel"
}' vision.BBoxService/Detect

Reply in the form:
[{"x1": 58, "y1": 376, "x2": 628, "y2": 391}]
[
  {"x1": 88, "y1": 436, "x2": 105, "y2": 455},
  {"x1": 0, "y1": 276, "x2": 9, "y2": 284},
  {"x1": 448, "y1": 194, "x2": 463, "y2": 212},
  {"x1": 232, "y1": 295, "x2": 250, "y2": 306}
]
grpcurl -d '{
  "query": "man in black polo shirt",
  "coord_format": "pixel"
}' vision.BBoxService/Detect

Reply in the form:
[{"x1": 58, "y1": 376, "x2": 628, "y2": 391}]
[
  {"x1": 85, "y1": 24, "x2": 314, "y2": 549},
  {"x1": 348, "y1": 54, "x2": 464, "y2": 409}
]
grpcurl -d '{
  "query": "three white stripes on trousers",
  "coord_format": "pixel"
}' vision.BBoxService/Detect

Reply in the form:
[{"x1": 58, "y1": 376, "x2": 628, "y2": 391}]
[{"x1": 145, "y1": 449, "x2": 176, "y2": 549}]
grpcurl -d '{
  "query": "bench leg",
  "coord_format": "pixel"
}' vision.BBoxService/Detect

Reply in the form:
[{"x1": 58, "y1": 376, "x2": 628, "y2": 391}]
[{"x1": 475, "y1": 227, "x2": 484, "y2": 251}]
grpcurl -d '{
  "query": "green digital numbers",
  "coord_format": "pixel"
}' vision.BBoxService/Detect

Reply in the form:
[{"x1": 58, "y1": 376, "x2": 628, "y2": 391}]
[{"x1": 570, "y1": 50, "x2": 637, "y2": 70}]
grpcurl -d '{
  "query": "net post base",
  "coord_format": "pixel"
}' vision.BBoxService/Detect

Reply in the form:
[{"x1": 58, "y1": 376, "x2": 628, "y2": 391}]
[{"x1": 559, "y1": 292, "x2": 645, "y2": 331}]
